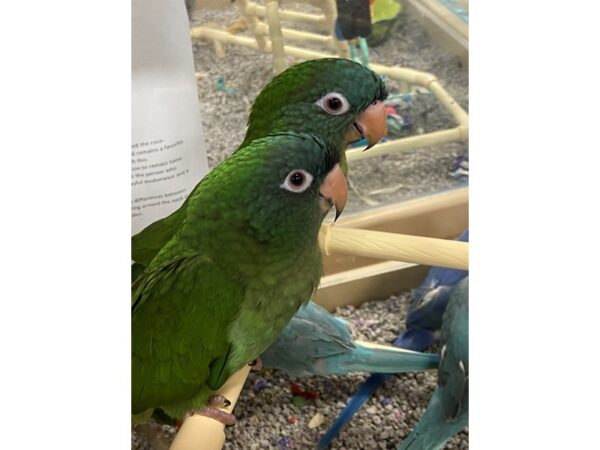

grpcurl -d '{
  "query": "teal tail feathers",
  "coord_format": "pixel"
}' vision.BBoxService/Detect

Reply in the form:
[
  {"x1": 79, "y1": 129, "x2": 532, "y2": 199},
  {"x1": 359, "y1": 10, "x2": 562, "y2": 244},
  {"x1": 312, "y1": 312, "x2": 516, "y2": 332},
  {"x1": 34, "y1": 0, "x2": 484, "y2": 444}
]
[{"x1": 334, "y1": 342, "x2": 439, "y2": 374}]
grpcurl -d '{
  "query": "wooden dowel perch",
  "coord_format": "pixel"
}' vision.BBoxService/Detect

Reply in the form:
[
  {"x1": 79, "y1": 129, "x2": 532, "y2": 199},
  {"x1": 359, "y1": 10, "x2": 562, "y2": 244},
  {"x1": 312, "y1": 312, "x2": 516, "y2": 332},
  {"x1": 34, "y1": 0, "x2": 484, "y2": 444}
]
[
  {"x1": 243, "y1": 2, "x2": 327, "y2": 28},
  {"x1": 319, "y1": 225, "x2": 469, "y2": 270},
  {"x1": 265, "y1": 0, "x2": 287, "y2": 73},
  {"x1": 346, "y1": 127, "x2": 467, "y2": 162},
  {"x1": 169, "y1": 365, "x2": 251, "y2": 450}
]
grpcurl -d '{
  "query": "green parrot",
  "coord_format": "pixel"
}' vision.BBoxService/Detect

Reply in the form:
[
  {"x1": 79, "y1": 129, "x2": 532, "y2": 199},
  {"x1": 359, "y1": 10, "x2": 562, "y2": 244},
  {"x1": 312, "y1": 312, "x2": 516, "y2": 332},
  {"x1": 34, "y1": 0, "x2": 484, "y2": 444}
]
[
  {"x1": 132, "y1": 58, "x2": 388, "y2": 274},
  {"x1": 132, "y1": 132, "x2": 348, "y2": 423}
]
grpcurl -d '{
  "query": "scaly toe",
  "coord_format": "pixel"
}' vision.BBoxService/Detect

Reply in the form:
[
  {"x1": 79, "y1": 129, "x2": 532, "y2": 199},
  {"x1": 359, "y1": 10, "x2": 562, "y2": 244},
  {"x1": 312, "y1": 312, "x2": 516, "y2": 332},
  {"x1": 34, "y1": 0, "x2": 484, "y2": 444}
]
[{"x1": 187, "y1": 407, "x2": 237, "y2": 426}]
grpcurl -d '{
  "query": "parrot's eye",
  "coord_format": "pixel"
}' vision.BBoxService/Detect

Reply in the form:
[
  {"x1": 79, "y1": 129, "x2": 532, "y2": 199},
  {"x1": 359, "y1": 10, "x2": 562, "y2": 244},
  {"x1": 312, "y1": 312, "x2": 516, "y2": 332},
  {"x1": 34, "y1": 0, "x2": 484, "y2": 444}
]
[
  {"x1": 281, "y1": 169, "x2": 314, "y2": 193},
  {"x1": 316, "y1": 92, "x2": 350, "y2": 115}
]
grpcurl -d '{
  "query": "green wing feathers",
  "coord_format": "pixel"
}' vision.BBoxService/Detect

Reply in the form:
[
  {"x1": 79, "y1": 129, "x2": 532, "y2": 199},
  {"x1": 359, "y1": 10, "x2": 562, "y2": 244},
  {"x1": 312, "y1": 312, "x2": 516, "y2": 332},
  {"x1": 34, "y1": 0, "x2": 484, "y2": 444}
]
[
  {"x1": 132, "y1": 203, "x2": 188, "y2": 267},
  {"x1": 131, "y1": 254, "x2": 242, "y2": 417}
]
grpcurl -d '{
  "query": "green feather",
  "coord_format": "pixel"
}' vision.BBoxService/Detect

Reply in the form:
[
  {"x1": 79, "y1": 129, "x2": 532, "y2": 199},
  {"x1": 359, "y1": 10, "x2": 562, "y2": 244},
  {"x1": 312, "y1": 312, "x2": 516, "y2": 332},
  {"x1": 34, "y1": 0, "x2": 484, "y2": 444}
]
[
  {"x1": 132, "y1": 203, "x2": 188, "y2": 267},
  {"x1": 132, "y1": 253, "x2": 242, "y2": 416}
]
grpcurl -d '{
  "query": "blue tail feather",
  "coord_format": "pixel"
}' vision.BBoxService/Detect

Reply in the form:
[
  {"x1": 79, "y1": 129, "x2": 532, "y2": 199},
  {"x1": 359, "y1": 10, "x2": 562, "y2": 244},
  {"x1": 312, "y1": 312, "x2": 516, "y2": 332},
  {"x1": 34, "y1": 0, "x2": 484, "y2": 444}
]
[
  {"x1": 339, "y1": 344, "x2": 438, "y2": 374},
  {"x1": 318, "y1": 373, "x2": 391, "y2": 449}
]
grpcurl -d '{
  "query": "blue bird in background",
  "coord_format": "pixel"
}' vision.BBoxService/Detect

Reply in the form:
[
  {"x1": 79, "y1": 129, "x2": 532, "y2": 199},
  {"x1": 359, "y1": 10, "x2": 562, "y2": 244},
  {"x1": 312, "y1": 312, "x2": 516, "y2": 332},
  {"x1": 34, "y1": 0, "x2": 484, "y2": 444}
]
[
  {"x1": 318, "y1": 229, "x2": 468, "y2": 448},
  {"x1": 397, "y1": 228, "x2": 468, "y2": 351},
  {"x1": 261, "y1": 300, "x2": 439, "y2": 376},
  {"x1": 398, "y1": 277, "x2": 469, "y2": 450}
]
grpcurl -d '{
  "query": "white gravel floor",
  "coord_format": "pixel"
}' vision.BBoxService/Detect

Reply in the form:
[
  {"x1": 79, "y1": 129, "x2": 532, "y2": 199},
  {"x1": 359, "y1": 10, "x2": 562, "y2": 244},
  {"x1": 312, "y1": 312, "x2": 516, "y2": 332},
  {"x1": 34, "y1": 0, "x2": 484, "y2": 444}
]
[{"x1": 132, "y1": 2, "x2": 469, "y2": 448}]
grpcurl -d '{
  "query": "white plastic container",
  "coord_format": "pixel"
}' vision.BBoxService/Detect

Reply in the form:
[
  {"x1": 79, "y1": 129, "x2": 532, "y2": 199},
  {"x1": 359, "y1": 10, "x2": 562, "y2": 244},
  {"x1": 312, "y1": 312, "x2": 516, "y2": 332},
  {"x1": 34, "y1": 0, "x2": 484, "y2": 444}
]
[{"x1": 131, "y1": 0, "x2": 209, "y2": 234}]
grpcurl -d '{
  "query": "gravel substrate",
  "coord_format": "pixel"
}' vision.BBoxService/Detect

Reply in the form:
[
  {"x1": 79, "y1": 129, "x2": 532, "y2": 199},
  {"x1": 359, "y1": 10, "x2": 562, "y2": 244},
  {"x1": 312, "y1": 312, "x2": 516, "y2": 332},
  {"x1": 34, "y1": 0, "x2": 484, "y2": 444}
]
[
  {"x1": 132, "y1": 293, "x2": 468, "y2": 449},
  {"x1": 132, "y1": 3, "x2": 469, "y2": 448}
]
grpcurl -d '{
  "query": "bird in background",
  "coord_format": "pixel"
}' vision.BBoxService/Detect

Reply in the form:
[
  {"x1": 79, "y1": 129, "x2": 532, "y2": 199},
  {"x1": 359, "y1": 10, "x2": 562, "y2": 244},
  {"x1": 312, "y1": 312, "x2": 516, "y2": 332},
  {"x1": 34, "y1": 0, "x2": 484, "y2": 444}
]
[
  {"x1": 396, "y1": 228, "x2": 469, "y2": 351},
  {"x1": 261, "y1": 300, "x2": 439, "y2": 377},
  {"x1": 318, "y1": 229, "x2": 468, "y2": 448},
  {"x1": 335, "y1": 0, "x2": 374, "y2": 41},
  {"x1": 132, "y1": 133, "x2": 349, "y2": 424},
  {"x1": 132, "y1": 58, "x2": 389, "y2": 279},
  {"x1": 397, "y1": 277, "x2": 469, "y2": 450},
  {"x1": 334, "y1": 0, "x2": 374, "y2": 66}
]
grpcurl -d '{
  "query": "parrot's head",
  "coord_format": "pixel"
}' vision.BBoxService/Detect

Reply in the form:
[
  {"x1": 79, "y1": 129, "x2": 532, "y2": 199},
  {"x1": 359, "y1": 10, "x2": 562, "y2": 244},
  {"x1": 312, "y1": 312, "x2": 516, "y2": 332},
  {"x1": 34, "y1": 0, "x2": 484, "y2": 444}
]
[
  {"x1": 251, "y1": 132, "x2": 346, "y2": 225},
  {"x1": 210, "y1": 132, "x2": 347, "y2": 244},
  {"x1": 243, "y1": 58, "x2": 389, "y2": 159}
]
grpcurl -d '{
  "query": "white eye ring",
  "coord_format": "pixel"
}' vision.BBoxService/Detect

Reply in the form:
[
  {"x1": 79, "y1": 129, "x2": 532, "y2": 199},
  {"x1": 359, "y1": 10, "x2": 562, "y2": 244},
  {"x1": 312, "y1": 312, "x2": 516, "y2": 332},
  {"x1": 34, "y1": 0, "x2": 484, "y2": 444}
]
[
  {"x1": 280, "y1": 169, "x2": 314, "y2": 193},
  {"x1": 316, "y1": 92, "x2": 350, "y2": 115}
]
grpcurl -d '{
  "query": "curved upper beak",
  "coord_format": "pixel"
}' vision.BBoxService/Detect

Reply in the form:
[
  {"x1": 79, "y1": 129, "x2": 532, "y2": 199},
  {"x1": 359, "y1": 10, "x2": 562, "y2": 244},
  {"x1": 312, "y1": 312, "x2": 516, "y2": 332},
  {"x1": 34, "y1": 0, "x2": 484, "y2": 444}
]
[
  {"x1": 319, "y1": 163, "x2": 347, "y2": 221},
  {"x1": 345, "y1": 101, "x2": 388, "y2": 150}
]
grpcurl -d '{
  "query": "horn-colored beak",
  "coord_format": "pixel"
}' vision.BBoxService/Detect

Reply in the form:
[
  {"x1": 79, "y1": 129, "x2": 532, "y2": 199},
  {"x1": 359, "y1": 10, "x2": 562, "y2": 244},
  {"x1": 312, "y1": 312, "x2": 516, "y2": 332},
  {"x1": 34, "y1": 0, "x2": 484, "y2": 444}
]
[
  {"x1": 345, "y1": 100, "x2": 388, "y2": 150},
  {"x1": 319, "y1": 163, "x2": 347, "y2": 221}
]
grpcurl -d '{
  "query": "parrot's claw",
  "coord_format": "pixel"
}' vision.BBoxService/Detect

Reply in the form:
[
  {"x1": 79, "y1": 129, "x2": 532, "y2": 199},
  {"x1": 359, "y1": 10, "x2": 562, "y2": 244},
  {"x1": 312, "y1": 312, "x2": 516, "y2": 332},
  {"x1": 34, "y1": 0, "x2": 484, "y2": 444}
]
[
  {"x1": 249, "y1": 358, "x2": 263, "y2": 371},
  {"x1": 208, "y1": 394, "x2": 231, "y2": 408}
]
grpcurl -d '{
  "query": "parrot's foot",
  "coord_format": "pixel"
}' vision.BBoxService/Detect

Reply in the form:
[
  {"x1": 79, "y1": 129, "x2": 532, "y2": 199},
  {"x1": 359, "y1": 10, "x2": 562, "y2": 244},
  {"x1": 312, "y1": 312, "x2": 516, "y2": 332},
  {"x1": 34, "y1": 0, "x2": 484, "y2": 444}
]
[
  {"x1": 179, "y1": 395, "x2": 236, "y2": 427},
  {"x1": 249, "y1": 358, "x2": 263, "y2": 371},
  {"x1": 185, "y1": 405, "x2": 236, "y2": 426}
]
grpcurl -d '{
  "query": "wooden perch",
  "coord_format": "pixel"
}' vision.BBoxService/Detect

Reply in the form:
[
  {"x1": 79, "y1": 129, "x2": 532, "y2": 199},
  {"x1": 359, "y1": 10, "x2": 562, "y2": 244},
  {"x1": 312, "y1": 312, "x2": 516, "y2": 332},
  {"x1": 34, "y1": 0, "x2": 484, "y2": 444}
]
[
  {"x1": 319, "y1": 225, "x2": 468, "y2": 270},
  {"x1": 169, "y1": 365, "x2": 251, "y2": 450},
  {"x1": 265, "y1": 0, "x2": 287, "y2": 73}
]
